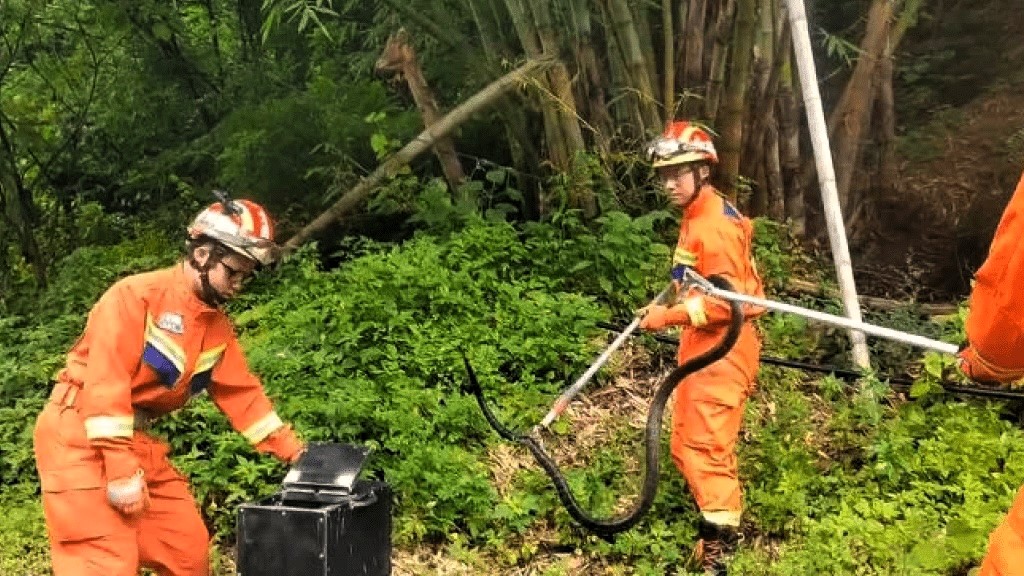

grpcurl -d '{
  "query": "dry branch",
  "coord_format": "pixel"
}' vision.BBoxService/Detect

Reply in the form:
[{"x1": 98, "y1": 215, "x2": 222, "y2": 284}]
[
  {"x1": 785, "y1": 278, "x2": 957, "y2": 316},
  {"x1": 283, "y1": 57, "x2": 556, "y2": 251}
]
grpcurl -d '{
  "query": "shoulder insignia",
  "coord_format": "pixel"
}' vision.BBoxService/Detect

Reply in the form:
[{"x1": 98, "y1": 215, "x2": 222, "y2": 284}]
[{"x1": 156, "y1": 312, "x2": 185, "y2": 335}]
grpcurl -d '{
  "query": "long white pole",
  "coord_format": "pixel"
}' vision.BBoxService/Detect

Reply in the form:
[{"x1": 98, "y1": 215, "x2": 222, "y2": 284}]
[
  {"x1": 536, "y1": 285, "x2": 672, "y2": 430},
  {"x1": 691, "y1": 279, "x2": 958, "y2": 355},
  {"x1": 785, "y1": 0, "x2": 872, "y2": 369}
]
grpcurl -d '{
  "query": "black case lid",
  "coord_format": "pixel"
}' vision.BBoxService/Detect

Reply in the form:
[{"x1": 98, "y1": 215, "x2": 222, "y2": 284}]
[{"x1": 282, "y1": 442, "x2": 371, "y2": 492}]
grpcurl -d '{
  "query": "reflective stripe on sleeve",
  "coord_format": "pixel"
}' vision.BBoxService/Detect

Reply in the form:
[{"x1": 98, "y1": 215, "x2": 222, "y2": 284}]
[
  {"x1": 241, "y1": 411, "x2": 285, "y2": 444},
  {"x1": 684, "y1": 296, "x2": 708, "y2": 327},
  {"x1": 673, "y1": 247, "x2": 698, "y2": 267}
]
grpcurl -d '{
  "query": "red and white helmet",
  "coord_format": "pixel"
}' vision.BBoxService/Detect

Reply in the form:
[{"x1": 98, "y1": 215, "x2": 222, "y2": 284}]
[
  {"x1": 187, "y1": 199, "x2": 280, "y2": 266},
  {"x1": 647, "y1": 121, "x2": 718, "y2": 168}
]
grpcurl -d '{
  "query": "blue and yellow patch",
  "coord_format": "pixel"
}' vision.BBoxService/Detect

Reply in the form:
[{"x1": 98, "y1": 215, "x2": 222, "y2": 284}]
[
  {"x1": 143, "y1": 314, "x2": 186, "y2": 387},
  {"x1": 189, "y1": 344, "x2": 226, "y2": 395}
]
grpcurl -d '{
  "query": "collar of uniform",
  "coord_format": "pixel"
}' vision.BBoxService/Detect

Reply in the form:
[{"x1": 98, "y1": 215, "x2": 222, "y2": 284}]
[
  {"x1": 174, "y1": 261, "x2": 219, "y2": 314},
  {"x1": 683, "y1": 185, "x2": 719, "y2": 219}
]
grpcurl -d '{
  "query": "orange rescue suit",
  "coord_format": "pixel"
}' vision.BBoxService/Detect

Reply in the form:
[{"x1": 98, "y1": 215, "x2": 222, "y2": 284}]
[
  {"x1": 961, "y1": 172, "x2": 1024, "y2": 576},
  {"x1": 34, "y1": 263, "x2": 302, "y2": 576},
  {"x1": 960, "y1": 171, "x2": 1024, "y2": 385},
  {"x1": 644, "y1": 188, "x2": 765, "y2": 526}
]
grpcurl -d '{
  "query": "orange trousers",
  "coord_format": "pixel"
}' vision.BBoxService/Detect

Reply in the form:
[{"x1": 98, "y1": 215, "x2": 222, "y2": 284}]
[
  {"x1": 671, "y1": 323, "x2": 759, "y2": 523},
  {"x1": 978, "y1": 484, "x2": 1024, "y2": 576},
  {"x1": 34, "y1": 386, "x2": 210, "y2": 576}
]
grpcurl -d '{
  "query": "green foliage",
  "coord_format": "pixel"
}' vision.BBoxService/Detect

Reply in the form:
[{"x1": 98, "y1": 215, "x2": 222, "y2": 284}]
[
  {"x1": 750, "y1": 398, "x2": 1024, "y2": 575},
  {"x1": 909, "y1": 305, "x2": 971, "y2": 400},
  {"x1": 3, "y1": 209, "x2": 1023, "y2": 575},
  {"x1": 741, "y1": 368, "x2": 832, "y2": 537},
  {"x1": 734, "y1": 364, "x2": 1024, "y2": 576},
  {"x1": 0, "y1": 486, "x2": 49, "y2": 575},
  {"x1": 215, "y1": 81, "x2": 419, "y2": 222},
  {"x1": 261, "y1": 0, "x2": 339, "y2": 41},
  {"x1": 522, "y1": 209, "x2": 673, "y2": 317},
  {"x1": 750, "y1": 217, "x2": 796, "y2": 291}
]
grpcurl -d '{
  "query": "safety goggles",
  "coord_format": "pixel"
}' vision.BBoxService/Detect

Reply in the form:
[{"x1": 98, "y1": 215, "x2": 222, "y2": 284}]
[
  {"x1": 219, "y1": 260, "x2": 255, "y2": 283},
  {"x1": 202, "y1": 228, "x2": 282, "y2": 267},
  {"x1": 645, "y1": 136, "x2": 715, "y2": 162}
]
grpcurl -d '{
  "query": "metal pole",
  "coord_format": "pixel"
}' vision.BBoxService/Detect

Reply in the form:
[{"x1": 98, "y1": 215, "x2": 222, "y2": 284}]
[
  {"x1": 536, "y1": 285, "x2": 672, "y2": 430},
  {"x1": 684, "y1": 272, "x2": 959, "y2": 355},
  {"x1": 785, "y1": 0, "x2": 872, "y2": 369}
]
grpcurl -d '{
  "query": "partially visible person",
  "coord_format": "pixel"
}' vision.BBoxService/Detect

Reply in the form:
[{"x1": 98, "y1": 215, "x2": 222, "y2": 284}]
[{"x1": 957, "y1": 170, "x2": 1024, "y2": 576}]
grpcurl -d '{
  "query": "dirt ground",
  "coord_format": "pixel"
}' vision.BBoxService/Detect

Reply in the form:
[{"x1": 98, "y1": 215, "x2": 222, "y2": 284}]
[
  {"x1": 859, "y1": 84, "x2": 1024, "y2": 302},
  {"x1": 851, "y1": 1, "x2": 1024, "y2": 303}
]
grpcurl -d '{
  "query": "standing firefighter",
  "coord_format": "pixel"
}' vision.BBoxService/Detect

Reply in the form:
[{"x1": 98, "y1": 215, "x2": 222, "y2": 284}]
[
  {"x1": 33, "y1": 198, "x2": 305, "y2": 576},
  {"x1": 638, "y1": 121, "x2": 765, "y2": 575},
  {"x1": 958, "y1": 170, "x2": 1024, "y2": 576}
]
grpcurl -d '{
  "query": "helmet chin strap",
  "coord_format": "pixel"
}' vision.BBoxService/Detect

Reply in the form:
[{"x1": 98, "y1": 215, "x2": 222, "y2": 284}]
[
  {"x1": 188, "y1": 244, "x2": 230, "y2": 307},
  {"x1": 694, "y1": 163, "x2": 711, "y2": 190},
  {"x1": 685, "y1": 166, "x2": 713, "y2": 207}
]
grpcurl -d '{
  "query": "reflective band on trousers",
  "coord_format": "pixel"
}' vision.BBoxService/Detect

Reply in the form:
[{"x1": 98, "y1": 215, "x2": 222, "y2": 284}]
[{"x1": 85, "y1": 416, "x2": 135, "y2": 439}]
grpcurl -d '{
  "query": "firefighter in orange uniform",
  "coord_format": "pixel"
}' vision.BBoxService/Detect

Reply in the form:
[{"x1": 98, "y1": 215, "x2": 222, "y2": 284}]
[
  {"x1": 958, "y1": 170, "x2": 1024, "y2": 576},
  {"x1": 33, "y1": 198, "x2": 305, "y2": 576},
  {"x1": 639, "y1": 121, "x2": 765, "y2": 575}
]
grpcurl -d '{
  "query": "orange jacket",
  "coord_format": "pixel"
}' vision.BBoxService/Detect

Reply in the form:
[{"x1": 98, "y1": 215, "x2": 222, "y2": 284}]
[
  {"x1": 56, "y1": 263, "x2": 301, "y2": 480},
  {"x1": 656, "y1": 189, "x2": 764, "y2": 321},
  {"x1": 960, "y1": 172, "x2": 1024, "y2": 383}
]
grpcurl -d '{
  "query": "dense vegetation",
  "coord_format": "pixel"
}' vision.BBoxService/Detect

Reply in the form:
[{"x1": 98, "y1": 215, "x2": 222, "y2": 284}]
[{"x1": 2, "y1": 212, "x2": 1023, "y2": 574}]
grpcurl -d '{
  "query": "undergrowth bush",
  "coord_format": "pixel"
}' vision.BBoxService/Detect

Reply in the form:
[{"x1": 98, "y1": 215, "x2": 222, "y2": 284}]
[{"x1": 3, "y1": 211, "x2": 1022, "y2": 575}]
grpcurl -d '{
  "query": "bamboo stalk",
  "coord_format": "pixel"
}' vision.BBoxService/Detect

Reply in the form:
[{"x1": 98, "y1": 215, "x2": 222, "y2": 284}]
[
  {"x1": 631, "y1": 1, "x2": 660, "y2": 118},
  {"x1": 526, "y1": 0, "x2": 586, "y2": 159},
  {"x1": 765, "y1": 114, "x2": 784, "y2": 219},
  {"x1": 683, "y1": 0, "x2": 707, "y2": 88},
  {"x1": 597, "y1": 0, "x2": 643, "y2": 131},
  {"x1": 775, "y1": 33, "x2": 804, "y2": 235},
  {"x1": 283, "y1": 58, "x2": 556, "y2": 250},
  {"x1": 607, "y1": 0, "x2": 660, "y2": 132},
  {"x1": 662, "y1": 0, "x2": 674, "y2": 116},
  {"x1": 829, "y1": 0, "x2": 894, "y2": 219},
  {"x1": 742, "y1": 2, "x2": 790, "y2": 186},
  {"x1": 569, "y1": 0, "x2": 613, "y2": 153},
  {"x1": 717, "y1": 0, "x2": 757, "y2": 201},
  {"x1": 704, "y1": 0, "x2": 735, "y2": 123}
]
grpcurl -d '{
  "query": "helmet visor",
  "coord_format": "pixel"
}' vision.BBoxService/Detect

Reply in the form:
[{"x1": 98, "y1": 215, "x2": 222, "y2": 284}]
[{"x1": 200, "y1": 228, "x2": 281, "y2": 267}]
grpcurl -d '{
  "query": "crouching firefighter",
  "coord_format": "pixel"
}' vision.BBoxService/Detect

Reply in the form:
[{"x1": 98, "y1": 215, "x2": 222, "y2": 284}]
[
  {"x1": 638, "y1": 121, "x2": 765, "y2": 575},
  {"x1": 958, "y1": 170, "x2": 1024, "y2": 576},
  {"x1": 33, "y1": 197, "x2": 306, "y2": 576}
]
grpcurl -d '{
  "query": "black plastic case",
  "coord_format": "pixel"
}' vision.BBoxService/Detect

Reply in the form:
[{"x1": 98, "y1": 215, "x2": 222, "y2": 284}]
[{"x1": 236, "y1": 443, "x2": 391, "y2": 576}]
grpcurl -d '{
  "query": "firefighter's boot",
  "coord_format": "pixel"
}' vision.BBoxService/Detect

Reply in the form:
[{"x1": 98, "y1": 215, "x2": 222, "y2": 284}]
[{"x1": 693, "y1": 520, "x2": 741, "y2": 576}]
